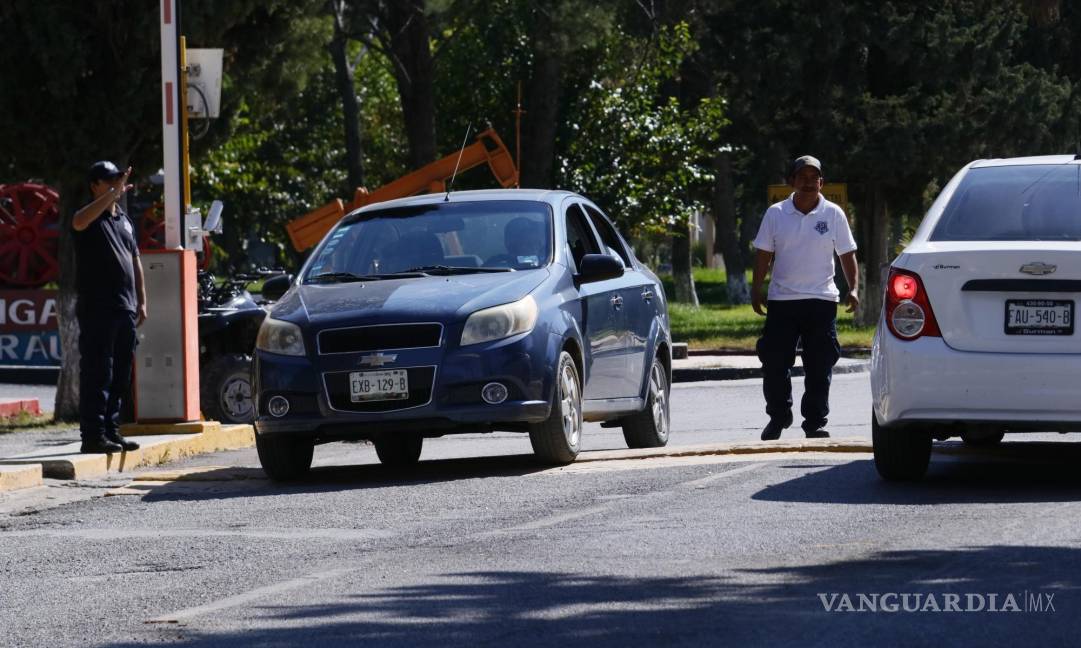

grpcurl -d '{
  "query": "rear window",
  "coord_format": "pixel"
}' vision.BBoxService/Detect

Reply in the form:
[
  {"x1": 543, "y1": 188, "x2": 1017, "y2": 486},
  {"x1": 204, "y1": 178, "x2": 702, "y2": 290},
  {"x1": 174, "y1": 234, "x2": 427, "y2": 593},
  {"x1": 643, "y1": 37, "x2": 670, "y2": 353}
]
[{"x1": 930, "y1": 165, "x2": 1081, "y2": 241}]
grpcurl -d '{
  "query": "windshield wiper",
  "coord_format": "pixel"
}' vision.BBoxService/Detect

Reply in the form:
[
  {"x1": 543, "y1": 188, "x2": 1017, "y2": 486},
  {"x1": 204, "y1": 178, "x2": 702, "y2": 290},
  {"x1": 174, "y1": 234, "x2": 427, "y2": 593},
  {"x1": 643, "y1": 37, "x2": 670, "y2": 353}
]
[
  {"x1": 402, "y1": 265, "x2": 513, "y2": 275},
  {"x1": 306, "y1": 272, "x2": 381, "y2": 284}
]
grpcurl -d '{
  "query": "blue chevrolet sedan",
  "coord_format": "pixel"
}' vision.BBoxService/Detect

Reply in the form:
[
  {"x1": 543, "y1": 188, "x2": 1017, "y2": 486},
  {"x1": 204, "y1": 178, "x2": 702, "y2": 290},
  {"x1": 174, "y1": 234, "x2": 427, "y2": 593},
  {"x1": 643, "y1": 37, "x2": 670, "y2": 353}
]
[{"x1": 253, "y1": 189, "x2": 671, "y2": 480}]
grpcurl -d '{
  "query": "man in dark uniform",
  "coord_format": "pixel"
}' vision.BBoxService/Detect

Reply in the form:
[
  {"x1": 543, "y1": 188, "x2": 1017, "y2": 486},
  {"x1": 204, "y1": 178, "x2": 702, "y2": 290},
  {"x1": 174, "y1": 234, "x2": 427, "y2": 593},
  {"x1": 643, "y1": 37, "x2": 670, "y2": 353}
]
[
  {"x1": 751, "y1": 156, "x2": 859, "y2": 441},
  {"x1": 73, "y1": 161, "x2": 147, "y2": 454}
]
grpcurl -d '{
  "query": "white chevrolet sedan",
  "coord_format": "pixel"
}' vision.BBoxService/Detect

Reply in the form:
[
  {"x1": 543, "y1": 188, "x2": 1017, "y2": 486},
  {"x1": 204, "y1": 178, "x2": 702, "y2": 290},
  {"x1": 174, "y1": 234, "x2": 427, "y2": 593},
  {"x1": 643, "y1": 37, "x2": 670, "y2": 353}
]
[{"x1": 871, "y1": 155, "x2": 1081, "y2": 480}]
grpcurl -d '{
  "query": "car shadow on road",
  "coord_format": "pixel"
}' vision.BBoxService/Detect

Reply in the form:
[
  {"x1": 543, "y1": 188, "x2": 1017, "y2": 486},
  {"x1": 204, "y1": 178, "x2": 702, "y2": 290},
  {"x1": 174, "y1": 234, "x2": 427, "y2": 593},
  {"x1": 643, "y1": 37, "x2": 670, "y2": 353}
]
[
  {"x1": 755, "y1": 441, "x2": 1081, "y2": 505},
  {"x1": 134, "y1": 454, "x2": 563, "y2": 502},
  {"x1": 106, "y1": 545, "x2": 1081, "y2": 647}
]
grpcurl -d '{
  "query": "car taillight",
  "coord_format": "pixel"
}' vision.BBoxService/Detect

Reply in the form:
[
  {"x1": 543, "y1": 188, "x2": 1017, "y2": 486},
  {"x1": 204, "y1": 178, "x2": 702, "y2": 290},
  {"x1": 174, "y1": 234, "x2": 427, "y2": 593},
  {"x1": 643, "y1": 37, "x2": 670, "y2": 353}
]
[{"x1": 884, "y1": 268, "x2": 941, "y2": 340}]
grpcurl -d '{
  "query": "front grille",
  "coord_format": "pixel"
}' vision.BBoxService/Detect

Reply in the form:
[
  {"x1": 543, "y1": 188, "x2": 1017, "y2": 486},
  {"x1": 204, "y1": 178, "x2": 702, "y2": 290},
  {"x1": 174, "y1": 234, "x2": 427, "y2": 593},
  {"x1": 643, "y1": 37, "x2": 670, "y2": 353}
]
[
  {"x1": 318, "y1": 323, "x2": 443, "y2": 354},
  {"x1": 323, "y1": 366, "x2": 436, "y2": 412}
]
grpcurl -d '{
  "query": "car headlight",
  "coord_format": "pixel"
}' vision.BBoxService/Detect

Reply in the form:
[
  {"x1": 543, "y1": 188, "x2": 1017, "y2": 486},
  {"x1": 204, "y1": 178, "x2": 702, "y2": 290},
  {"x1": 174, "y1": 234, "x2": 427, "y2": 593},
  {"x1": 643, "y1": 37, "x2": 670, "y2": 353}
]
[
  {"x1": 461, "y1": 295, "x2": 539, "y2": 346},
  {"x1": 256, "y1": 317, "x2": 306, "y2": 356}
]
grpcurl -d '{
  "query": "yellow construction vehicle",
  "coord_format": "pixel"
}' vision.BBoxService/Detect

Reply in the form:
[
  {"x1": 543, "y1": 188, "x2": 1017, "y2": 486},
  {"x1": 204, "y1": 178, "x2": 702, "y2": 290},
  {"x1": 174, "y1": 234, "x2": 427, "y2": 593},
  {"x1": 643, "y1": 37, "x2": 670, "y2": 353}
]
[{"x1": 286, "y1": 128, "x2": 519, "y2": 252}]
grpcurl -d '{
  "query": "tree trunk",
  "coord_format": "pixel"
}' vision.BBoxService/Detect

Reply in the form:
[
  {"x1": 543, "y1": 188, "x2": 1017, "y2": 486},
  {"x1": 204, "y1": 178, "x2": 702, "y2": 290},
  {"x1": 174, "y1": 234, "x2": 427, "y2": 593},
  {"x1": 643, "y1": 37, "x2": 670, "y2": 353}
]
[
  {"x1": 520, "y1": 7, "x2": 562, "y2": 188},
  {"x1": 54, "y1": 178, "x2": 83, "y2": 421},
  {"x1": 855, "y1": 183, "x2": 890, "y2": 327},
  {"x1": 671, "y1": 224, "x2": 699, "y2": 306},
  {"x1": 382, "y1": 1, "x2": 436, "y2": 168},
  {"x1": 329, "y1": 1, "x2": 365, "y2": 191},
  {"x1": 711, "y1": 151, "x2": 749, "y2": 304}
]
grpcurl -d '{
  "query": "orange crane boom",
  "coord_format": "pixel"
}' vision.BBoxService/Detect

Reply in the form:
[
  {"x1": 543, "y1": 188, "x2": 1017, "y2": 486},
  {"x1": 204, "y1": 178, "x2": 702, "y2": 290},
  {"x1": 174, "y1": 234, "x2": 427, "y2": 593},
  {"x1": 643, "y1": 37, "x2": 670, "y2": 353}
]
[{"x1": 286, "y1": 128, "x2": 519, "y2": 252}]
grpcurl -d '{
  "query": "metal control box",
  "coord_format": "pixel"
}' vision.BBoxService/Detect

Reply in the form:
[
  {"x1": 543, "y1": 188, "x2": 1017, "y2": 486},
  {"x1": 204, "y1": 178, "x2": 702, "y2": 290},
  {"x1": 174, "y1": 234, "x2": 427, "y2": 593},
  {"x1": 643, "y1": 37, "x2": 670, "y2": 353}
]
[{"x1": 134, "y1": 249, "x2": 200, "y2": 421}]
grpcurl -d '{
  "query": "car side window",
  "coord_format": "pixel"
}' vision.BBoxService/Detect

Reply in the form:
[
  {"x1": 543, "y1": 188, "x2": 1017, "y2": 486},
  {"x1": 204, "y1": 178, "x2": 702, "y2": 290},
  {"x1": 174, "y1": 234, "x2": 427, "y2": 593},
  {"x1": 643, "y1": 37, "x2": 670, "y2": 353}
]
[
  {"x1": 564, "y1": 203, "x2": 601, "y2": 272},
  {"x1": 583, "y1": 205, "x2": 632, "y2": 267}
]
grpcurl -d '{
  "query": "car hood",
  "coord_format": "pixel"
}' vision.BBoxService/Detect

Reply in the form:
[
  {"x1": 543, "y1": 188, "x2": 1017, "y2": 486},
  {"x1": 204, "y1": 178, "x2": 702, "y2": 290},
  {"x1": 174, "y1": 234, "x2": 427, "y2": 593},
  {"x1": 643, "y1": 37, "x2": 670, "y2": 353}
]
[{"x1": 271, "y1": 269, "x2": 550, "y2": 327}]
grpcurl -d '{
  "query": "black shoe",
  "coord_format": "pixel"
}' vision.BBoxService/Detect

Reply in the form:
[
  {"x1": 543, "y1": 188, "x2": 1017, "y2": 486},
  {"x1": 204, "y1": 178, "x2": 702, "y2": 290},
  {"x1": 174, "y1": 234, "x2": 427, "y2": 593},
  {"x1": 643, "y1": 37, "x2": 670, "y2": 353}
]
[
  {"x1": 760, "y1": 414, "x2": 793, "y2": 441},
  {"x1": 80, "y1": 437, "x2": 124, "y2": 454},
  {"x1": 105, "y1": 432, "x2": 140, "y2": 451},
  {"x1": 804, "y1": 428, "x2": 831, "y2": 439}
]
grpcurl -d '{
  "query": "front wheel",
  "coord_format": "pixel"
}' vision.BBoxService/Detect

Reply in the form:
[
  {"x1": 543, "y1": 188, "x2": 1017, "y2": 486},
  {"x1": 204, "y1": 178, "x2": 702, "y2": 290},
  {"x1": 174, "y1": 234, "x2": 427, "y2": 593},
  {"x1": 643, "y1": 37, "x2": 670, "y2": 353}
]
[
  {"x1": 373, "y1": 432, "x2": 423, "y2": 466},
  {"x1": 872, "y1": 410, "x2": 932, "y2": 481},
  {"x1": 256, "y1": 434, "x2": 314, "y2": 481},
  {"x1": 529, "y1": 351, "x2": 582, "y2": 464},
  {"x1": 201, "y1": 354, "x2": 255, "y2": 424},
  {"x1": 621, "y1": 356, "x2": 670, "y2": 449}
]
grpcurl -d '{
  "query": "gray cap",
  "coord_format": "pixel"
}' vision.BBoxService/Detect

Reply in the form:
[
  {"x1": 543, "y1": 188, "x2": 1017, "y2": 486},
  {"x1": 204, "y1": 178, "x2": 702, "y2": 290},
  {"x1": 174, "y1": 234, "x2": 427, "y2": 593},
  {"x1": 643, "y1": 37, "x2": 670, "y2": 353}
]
[{"x1": 788, "y1": 155, "x2": 822, "y2": 179}]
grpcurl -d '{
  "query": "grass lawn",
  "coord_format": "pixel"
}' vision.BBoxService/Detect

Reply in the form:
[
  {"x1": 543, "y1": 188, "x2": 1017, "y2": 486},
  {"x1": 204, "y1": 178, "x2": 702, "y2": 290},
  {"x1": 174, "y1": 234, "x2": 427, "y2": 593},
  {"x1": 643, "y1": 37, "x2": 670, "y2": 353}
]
[{"x1": 662, "y1": 268, "x2": 876, "y2": 351}]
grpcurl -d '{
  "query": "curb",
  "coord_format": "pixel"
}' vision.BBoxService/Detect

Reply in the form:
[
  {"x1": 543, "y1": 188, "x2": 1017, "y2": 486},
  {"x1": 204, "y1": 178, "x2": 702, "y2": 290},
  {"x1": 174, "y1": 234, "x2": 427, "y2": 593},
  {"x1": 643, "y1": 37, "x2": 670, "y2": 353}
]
[
  {"x1": 577, "y1": 437, "x2": 872, "y2": 463},
  {"x1": 0, "y1": 398, "x2": 40, "y2": 417},
  {"x1": 0, "y1": 463, "x2": 44, "y2": 493},
  {"x1": 673, "y1": 361, "x2": 869, "y2": 383},
  {"x1": 0, "y1": 423, "x2": 255, "y2": 480}
]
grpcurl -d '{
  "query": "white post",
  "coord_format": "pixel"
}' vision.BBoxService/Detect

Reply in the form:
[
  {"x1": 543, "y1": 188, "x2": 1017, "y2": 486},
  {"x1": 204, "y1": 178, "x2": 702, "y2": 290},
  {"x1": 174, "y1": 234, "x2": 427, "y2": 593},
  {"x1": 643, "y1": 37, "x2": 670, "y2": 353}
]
[{"x1": 160, "y1": 0, "x2": 182, "y2": 248}]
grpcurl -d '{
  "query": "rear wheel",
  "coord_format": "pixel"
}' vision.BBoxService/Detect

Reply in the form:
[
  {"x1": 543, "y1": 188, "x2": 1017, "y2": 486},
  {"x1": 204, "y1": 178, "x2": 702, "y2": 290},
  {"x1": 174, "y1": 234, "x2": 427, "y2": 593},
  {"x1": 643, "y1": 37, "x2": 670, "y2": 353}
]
[
  {"x1": 256, "y1": 434, "x2": 314, "y2": 481},
  {"x1": 621, "y1": 356, "x2": 670, "y2": 449},
  {"x1": 374, "y1": 432, "x2": 424, "y2": 466},
  {"x1": 529, "y1": 351, "x2": 582, "y2": 464},
  {"x1": 872, "y1": 410, "x2": 932, "y2": 481}
]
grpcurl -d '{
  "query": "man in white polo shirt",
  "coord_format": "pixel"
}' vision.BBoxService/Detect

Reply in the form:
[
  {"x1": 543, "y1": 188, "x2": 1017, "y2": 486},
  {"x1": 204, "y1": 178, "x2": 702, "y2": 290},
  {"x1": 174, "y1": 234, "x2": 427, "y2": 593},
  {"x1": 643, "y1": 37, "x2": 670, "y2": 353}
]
[{"x1": 751, "y1": 155, "x2": 859, "y2": 440}]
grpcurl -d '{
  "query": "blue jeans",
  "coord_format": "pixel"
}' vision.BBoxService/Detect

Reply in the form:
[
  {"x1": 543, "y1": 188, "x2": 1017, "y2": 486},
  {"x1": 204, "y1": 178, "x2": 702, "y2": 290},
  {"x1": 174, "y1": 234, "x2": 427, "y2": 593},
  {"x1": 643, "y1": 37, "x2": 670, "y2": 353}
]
[
  {"x1": 78, "y1": 311, "x2": 137, "y2": 440},
  {"x1": 756, "y1": 299, "x2": 841, "y2": 432}
]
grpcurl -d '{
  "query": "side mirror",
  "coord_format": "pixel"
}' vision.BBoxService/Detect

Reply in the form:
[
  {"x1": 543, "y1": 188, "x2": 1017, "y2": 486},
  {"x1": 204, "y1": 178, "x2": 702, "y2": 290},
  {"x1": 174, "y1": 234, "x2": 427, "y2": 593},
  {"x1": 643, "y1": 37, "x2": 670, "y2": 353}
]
[
  {"x1": 577, "y1": 254, "x2": 624, "y2": 283},
  {"x1": 260, "y1": 273, "x2": 294, "y2": 302},
  {"x1": 203, "y1": 200, "x2": 224, "y2": 234}
]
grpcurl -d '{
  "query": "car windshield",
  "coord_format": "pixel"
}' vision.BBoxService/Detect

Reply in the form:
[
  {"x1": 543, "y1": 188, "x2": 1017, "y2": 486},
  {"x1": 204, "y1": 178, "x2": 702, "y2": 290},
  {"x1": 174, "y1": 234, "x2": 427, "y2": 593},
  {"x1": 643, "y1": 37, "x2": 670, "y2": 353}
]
[
  {"x1": 304, "y1": 200, "x2": 553, "y2": 281},
  {"x1": 931, "y1": 164, "x2": 1081, "y2": 241}
]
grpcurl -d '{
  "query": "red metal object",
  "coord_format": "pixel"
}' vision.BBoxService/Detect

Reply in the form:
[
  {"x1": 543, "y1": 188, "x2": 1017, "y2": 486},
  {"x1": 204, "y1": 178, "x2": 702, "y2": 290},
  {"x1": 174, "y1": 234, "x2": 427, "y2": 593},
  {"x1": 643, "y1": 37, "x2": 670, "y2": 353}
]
[
  {"x1": 139, "y1": 201, "x2": 212, "y2": 270},
  {"x1": 0, "y1": 183, "x2": 61, "y2": 287}
]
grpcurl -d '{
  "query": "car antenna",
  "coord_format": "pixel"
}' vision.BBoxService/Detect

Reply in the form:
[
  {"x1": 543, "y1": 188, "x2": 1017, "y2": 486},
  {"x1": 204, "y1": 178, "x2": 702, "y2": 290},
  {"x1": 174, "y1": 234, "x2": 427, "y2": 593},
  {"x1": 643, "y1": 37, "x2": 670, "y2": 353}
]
[{"x1": 445, "y1": 121, "x2": 473, "y2": 201}]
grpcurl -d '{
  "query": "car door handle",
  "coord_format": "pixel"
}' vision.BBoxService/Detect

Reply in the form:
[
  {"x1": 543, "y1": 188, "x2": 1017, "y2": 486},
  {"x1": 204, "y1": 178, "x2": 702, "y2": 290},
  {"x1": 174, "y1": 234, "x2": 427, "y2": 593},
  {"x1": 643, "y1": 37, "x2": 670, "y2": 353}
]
[
  {"x1": 610, "y1": 295, "x2": 623, "y2": 309},
  {"x1": 641, "y1": 290, "x2": 654, "y2": 302}
]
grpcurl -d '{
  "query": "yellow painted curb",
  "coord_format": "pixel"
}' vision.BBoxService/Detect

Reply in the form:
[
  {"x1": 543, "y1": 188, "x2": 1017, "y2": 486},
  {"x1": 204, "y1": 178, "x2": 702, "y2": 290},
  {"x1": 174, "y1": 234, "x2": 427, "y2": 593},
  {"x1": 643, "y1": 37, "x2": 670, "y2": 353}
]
[
  {"x1": 577, "y1": 438, "x2": 871, "y2": 463},
  {"x1": 119, "y1": 421, "x2": 222, "y2": 437},
  {"x1": 0, "y1": 463, "x2": 43, "y2": 493},
  {"x1": 0, "y1": 424, "x2": 254, "y2": 480}
]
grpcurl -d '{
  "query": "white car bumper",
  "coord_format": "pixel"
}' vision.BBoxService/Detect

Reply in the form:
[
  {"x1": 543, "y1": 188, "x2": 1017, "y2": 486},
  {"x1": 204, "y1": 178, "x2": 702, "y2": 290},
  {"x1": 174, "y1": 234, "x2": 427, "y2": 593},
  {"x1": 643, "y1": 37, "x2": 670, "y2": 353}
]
[{"x1": 871, "y1": 326, "x2": 1081, "y2": 428}]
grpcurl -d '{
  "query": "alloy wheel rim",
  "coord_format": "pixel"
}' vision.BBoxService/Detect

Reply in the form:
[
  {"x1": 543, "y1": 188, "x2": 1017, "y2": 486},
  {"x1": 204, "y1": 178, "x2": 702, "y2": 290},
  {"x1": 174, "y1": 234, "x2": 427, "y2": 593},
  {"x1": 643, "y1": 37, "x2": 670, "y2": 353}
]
[
  {"x1": 650, "y1": 363, "x2": 669, "y2": 441},
  {"x1": 560, "y1": 363, "x2": 581, "y2": 447}
]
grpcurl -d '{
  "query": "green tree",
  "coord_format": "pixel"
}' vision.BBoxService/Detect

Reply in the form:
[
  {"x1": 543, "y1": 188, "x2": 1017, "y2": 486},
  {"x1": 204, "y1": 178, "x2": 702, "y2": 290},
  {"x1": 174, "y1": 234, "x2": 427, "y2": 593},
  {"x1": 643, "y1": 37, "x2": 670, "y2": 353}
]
[{"x1": 561, "y1": 23, "x2": 726, "y2": 304}]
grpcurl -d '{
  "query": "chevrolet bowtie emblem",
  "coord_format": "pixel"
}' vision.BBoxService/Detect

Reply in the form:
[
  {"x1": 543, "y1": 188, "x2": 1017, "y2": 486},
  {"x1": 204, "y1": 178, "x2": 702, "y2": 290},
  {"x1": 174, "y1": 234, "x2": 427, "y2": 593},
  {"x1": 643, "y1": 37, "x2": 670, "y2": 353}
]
[
  {"x1": 1019, "y1": 262, "x2": 1057, "y2": 276},
  {"x1": 360, "y1": 352, "x2": 397, "y2": 367}
]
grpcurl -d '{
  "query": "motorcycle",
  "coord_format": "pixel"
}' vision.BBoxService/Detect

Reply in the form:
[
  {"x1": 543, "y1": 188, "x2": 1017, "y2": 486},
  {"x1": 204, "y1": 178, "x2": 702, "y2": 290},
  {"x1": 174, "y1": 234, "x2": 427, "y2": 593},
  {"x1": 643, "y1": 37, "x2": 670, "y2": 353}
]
[{"x1": 197, "y1": 269, "x2": 285, "y2": 424}]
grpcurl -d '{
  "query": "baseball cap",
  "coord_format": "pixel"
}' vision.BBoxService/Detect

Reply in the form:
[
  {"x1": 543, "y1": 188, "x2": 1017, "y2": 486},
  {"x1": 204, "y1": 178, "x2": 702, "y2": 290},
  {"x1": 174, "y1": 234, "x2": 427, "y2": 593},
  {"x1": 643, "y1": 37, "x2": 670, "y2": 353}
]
[
  {"x1": 87, "y1": 160, "x2": 123, "y2": 184},
  {"x1": 788, "y1": 155, "x2": 822, "y2": 179}
]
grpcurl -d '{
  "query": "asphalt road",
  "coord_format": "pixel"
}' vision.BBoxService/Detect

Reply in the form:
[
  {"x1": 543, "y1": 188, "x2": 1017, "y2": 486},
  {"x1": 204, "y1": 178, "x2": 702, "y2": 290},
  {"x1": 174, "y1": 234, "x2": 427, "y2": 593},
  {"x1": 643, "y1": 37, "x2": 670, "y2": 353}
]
[{"x1": 3, "y1": 373, "x2": 1081, "y2": 646}]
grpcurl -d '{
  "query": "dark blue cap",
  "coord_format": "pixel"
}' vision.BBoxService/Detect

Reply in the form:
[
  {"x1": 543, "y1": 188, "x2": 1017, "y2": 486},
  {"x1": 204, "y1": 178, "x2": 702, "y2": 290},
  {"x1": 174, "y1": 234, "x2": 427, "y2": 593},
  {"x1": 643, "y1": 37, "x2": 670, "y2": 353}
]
[{"x1": 88, "y1": 160, "x2": 122, "y2": 183}]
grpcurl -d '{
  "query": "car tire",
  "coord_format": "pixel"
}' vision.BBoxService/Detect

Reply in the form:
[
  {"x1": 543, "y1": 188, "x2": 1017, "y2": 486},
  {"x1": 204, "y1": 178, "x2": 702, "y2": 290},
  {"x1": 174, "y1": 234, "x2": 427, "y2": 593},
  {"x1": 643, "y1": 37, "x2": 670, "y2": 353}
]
[
  {"x1": 872, "y1": 410, "x2": 932, "y2": 481},
  {"x1": 960, "y1": 429, "x2": 1005, "y2": 446},
  {"x1": 374, "y1": 433, "x2": 424, "y2": 466},
  {"x1": 529, "y1": 351, "x2": 582, "y2": 464},
  {"x1": 256, "y1": 434, "x2": 314, "y2": 481},
  {"x1": 201, "y1": 354, "x2": 255, "y2": 424},
  {"x1": 621, "y1": 355, "x2": 670, "y2": 449}
]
